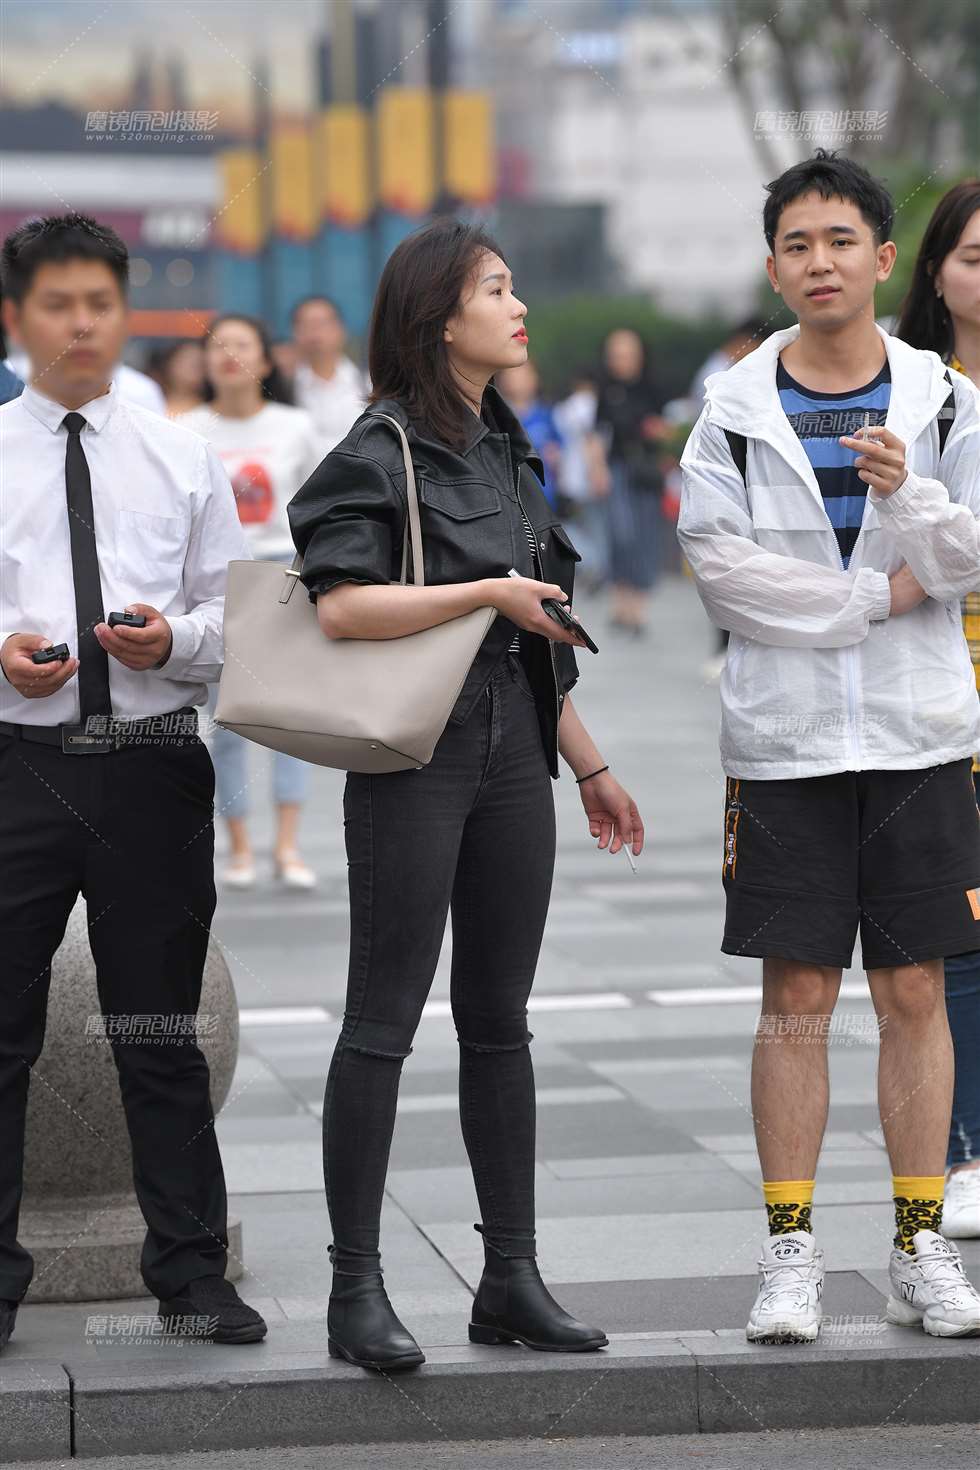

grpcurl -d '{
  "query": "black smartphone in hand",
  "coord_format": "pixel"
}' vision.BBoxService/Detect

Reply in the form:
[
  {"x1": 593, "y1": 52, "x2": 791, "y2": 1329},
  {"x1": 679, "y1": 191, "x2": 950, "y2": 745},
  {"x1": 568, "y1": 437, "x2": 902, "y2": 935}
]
[
  {"x1": 506, "y1": 568, "x2": 599, "y2": 654},
  {"x1": 541, "y1": 597, "x2": 599, "y2": 654}
]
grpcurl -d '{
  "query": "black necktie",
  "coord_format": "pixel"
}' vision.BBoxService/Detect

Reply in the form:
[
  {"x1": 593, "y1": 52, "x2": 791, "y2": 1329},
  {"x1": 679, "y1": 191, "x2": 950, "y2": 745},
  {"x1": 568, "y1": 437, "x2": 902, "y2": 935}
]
[{"x1": 62, "y1": 412, "x2": 112, "y2": 721}]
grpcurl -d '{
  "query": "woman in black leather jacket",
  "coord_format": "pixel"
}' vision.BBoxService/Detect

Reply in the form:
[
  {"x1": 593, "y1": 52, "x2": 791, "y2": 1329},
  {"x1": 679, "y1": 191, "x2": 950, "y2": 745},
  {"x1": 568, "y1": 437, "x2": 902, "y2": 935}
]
[{"x1": 288, "y1": 218, "x2": 644, "y2": 1372}]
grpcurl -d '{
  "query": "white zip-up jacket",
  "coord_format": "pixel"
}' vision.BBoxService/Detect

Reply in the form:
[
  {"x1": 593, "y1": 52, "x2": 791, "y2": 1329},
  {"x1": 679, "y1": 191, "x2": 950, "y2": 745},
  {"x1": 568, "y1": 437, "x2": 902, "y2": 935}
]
[{"x1": 678, "y1": 324, "x2": 980, "y2": 780}]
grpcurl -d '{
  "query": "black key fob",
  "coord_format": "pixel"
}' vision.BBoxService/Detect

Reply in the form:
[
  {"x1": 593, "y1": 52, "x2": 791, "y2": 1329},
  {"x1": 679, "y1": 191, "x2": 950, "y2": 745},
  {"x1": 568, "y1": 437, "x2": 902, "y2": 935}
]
[
  {"x1": 107, "y1": 611, "x2": 147, "y2": 628},
  {"x1": 31, "y1": 643, "x2": 71, "y2": 664}
]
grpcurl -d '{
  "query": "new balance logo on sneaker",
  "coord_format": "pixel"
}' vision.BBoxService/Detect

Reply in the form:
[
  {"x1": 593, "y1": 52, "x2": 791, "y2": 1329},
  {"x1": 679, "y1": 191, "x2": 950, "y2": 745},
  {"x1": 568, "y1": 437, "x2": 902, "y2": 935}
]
[{"x1": 746, "y1": 1232, "x2": 824, "y2": 1344}]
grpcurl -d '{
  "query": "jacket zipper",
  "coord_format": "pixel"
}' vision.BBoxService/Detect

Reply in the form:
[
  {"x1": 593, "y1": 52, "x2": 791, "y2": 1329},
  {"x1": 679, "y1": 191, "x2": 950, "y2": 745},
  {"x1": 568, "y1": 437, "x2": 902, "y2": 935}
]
[
  {"x1": 514, "y1": 463, "x2": 561, "y2": 768},
  {"x1": 845, "y1": 644, "x2": 862, "y2": 769}
]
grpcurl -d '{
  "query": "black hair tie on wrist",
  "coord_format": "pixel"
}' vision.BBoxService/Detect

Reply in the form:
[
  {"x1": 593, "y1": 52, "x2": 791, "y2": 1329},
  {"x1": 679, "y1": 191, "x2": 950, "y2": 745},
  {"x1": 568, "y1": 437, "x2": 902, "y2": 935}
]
[{"x1": 575, "y1": 764, "x2": 609, "y2": 785}]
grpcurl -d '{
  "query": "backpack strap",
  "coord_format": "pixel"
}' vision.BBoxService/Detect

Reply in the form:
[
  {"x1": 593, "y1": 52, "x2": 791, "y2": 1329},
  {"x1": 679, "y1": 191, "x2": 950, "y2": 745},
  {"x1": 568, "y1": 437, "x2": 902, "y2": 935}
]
[
  {"x1": 723, "y1": 429, "x2": 748, "y2": 484},
  {"x1": 937, "y1": 368, "x2": 957, "y2": 459},
  {"x1": 722, "y1": 371, "x2": 957, "y2": 485}
]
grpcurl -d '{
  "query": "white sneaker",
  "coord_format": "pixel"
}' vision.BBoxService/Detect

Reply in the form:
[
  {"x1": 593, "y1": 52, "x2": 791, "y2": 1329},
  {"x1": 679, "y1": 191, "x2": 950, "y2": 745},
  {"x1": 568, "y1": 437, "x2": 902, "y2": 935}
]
[
  {"x1": 222, "y1": 859, "x2": 256, "y2": 889},
  {"x1": 886, "y1": 1230, "x2": 980, "y2": 1337},
  {"x1": 746, "y1": 1231, "x2": 824, "y2": 1343},
  {"x1": 943, "y1": 1168, "x2": 980, "y2": 1239},
  {"x1": 274, "y1": 853, "x2": 317, "y2": 889}
]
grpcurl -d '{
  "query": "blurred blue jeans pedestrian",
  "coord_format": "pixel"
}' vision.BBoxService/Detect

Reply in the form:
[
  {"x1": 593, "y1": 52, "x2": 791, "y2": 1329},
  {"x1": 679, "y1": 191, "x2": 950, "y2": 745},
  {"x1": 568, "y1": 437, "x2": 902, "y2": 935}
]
[
  {"x1": 608, "y1": 459, "x2": 660, "y2": 591},
  {"x1": 205, "y1": 684, "x2": 309, "y2": 821}
]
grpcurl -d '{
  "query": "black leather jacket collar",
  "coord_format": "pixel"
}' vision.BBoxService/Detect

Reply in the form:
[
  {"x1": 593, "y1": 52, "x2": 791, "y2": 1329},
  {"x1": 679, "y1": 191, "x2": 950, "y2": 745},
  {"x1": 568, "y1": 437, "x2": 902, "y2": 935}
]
[{"x1": 375, "y1": 384, "x2": 543, "y2": 471}]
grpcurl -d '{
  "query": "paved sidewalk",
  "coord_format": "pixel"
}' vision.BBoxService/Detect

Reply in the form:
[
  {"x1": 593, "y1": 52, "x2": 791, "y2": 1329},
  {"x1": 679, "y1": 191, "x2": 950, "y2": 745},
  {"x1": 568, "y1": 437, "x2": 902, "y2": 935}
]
[{"x1": 4, "y1": 575, "x2": 979, "y2": 1459}]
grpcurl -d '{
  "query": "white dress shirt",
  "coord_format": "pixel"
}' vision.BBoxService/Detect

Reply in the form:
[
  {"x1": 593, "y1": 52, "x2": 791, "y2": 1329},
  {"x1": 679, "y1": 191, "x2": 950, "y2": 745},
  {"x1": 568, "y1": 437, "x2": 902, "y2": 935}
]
[
  {"x1": 0, "y1": 379, "x2": 250, "y2": 726},
  {"x1": 292, "y1": 356, "x2": 368, "y2": 456},
  {"x1": 6, "y1": 351, "x2": 168, "y2": 415}
]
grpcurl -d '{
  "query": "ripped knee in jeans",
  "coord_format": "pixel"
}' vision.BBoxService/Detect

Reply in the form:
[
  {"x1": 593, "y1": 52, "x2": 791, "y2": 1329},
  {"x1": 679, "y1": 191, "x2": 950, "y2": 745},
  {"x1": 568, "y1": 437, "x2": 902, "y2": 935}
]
[
  {"x1": 456, "y1": 1024, "x2": 534, "y2": 1055},
  {"x1": 338, "y1": 1018, "x2": 414, "y2": 1063}
]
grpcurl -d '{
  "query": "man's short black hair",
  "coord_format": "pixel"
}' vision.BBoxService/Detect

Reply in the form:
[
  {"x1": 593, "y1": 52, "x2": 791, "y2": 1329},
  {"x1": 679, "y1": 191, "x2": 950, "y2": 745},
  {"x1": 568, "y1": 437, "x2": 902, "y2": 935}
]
[
  {"x1": 763, "y1": 149, "x2": 894, "y2": 251},
  {"x1": 290, "y1": 293, "x2": 344, "y2": 327},
  {"x1": 0, "y1": 213, "x2": 129, "y2": 304}
]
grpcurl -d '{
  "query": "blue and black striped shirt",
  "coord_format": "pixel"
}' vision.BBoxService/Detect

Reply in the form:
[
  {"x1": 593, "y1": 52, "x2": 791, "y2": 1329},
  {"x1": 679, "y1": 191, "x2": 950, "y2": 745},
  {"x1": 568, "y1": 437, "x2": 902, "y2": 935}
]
[{"x1": 776, "y1": 360, "x2": 892, "y2": 568}]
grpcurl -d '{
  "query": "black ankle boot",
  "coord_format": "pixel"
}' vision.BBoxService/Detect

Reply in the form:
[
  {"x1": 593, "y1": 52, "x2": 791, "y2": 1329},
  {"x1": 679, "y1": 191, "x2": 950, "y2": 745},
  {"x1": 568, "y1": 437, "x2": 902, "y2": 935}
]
[
  {"x1": 327, "y1": 1254, "x2": 424, "y2": 1371},
  {"x1": 468, "y1": 1228, "x2": 608, "y2": 1352}
]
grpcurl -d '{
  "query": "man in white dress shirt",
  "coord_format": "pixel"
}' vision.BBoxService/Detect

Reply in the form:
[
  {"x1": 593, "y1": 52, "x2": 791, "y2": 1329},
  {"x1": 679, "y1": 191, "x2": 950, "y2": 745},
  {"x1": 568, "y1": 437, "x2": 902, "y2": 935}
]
[
  {"x1": 0, "y1": 213, "x2": 265, "y2": 1351},
  {"x1": 290, "y1": 294, "x2": 368, "y2": 456}
]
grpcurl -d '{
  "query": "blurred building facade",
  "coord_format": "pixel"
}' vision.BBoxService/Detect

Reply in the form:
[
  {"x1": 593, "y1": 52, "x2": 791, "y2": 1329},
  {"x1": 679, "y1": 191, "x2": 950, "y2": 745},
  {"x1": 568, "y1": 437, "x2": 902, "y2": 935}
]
[{"x1": 0, "y1": 0, "x2": 767, "y2": 353}]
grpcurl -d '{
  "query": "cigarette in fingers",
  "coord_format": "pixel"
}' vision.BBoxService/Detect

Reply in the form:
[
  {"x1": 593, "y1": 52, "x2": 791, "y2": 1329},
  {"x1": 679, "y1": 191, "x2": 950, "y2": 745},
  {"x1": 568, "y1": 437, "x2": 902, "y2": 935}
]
[{"x1": 621, "y1": 843, "x2": 638, "y2": 874}]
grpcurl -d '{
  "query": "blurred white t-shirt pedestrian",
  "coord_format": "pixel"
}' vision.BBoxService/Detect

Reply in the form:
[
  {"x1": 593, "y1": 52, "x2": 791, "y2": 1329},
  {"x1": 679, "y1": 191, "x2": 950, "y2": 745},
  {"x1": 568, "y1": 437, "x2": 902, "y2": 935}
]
[
  {"x1": 553, "y1": 384, "x2": 598, "y2": 503},
  {"x1": 553, "y1": 379, "x2": 608, "y2": 587},
  {"x1": 290, "y1": 295, "x2": 368, "y2": 455},
  {"x1": 293, "y1": 357, "x2": 367, "y2": 457},
  {"x1": 181, "y1": 312, "x2": 324, "y2": 892},
  {"x1": 177, "y1": 400, "x2": 321, "y2": 561}
]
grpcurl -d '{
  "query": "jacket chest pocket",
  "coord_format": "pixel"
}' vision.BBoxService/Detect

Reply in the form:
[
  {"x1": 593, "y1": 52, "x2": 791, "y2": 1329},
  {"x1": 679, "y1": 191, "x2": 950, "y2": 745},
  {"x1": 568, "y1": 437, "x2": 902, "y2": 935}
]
[
  {"x1": 115, "y1": 508, "x2": 188, "y2": 601},
  {"x1": 417, "y1": 479, "x2": 510, "y2": 579},
  {"x1": 537, "y1": 521, "x2": 582, "y2": 597},
  {"x1": 747, "y1": 484, "x2": 843, "y2": 563}
]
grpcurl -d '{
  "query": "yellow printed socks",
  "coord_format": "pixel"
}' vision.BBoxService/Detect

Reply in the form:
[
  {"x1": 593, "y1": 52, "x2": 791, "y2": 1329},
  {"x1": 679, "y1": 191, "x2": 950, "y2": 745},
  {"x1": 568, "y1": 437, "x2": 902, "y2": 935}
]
[
  {"x1": 763, "y1": 1180, "x2": 814, "y2": 1236},
  {"x1": 892, "y1": 1176, "x2": 944, "y2": 1254}
]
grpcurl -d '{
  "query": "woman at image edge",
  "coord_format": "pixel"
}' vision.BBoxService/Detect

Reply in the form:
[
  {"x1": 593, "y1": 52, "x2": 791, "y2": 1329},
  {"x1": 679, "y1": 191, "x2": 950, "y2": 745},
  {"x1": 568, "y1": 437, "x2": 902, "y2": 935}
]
[
  {"x1": 897, "y1": 178, "x2": 980, "y2": 1239},
  {"x1": 288, "y1": 219, "x2": 645, "y2": 1371}
]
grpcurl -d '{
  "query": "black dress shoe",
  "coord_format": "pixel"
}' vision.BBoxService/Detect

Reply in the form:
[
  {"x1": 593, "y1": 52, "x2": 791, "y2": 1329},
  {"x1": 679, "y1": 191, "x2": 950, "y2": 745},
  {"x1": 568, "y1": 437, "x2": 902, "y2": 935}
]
[
  {"x1": 469, "y1": 1245, "x2": 608, "y2": 1353},
  {"x1": 157, "y1": 1275, "x2": 267, "y2": 1344},
  {"x1": 0, "y1": 1298, "x2": 19, "y2": 1352},
  {"x1": 327, "y1": 1270, "x2": 424, "y2": 1371}
]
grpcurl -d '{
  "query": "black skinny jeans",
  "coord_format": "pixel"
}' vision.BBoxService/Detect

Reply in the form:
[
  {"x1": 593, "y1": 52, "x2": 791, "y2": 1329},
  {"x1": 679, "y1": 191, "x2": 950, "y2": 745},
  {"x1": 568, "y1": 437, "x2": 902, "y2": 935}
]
[{"x1": 324, "y1": 649, "x2": 557, "y2": 1274}]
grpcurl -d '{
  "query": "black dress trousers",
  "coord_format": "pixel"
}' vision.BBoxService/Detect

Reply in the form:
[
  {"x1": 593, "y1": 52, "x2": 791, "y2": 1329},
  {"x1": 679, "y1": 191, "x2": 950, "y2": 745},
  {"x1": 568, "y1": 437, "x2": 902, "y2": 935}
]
[{"x1": 0, "y1": 727, "x2": 228, "y2": 1302}]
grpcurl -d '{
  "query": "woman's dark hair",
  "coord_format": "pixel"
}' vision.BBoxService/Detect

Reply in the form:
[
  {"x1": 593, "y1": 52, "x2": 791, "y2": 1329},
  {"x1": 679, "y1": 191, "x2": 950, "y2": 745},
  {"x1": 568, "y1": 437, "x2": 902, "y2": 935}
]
[
  {"x1": 145, "y1": 338, "x2": 203, "y2": 392},
  {"x1": 763, "y1": 149, "x2": 894, "y2": 251},
  {"x1": 1, "y1": 213, "x2": 129, "y2": 303},
  {"x1": 895, "y1": 179, "x2": 980, "y2": 359},
  {"x1": 367, "y1": 217, "x2": 506, "y2": 449},
  {"x1": 200, "y1": 313, "x2": 294, "y2": 405}
]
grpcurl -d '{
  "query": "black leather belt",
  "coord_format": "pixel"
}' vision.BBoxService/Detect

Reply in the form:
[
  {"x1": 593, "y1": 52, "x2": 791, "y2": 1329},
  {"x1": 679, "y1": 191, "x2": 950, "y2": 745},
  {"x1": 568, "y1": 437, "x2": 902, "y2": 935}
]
[{"x1": 0, "y1": 707, "x2": 199, "y2": 755}]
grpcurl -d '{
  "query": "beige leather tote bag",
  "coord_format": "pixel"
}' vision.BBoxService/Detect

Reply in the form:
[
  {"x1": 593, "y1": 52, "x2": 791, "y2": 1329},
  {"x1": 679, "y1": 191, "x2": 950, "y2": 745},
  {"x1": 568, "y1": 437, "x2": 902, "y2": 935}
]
[{"x1": 214, "y1": 414, "x2": 498, "y2": 772}]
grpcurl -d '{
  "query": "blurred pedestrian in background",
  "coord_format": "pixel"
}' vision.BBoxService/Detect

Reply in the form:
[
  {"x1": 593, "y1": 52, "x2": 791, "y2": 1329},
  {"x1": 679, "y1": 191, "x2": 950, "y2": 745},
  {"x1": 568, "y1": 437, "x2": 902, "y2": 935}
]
[
  {"x1": 269, "y1": 337, "x2": 299, "y2": 386},
  {"x1": 147, "y1": 338, "x2": 206, "y2": 419},
  {"x1": 592, "y1": 327, "x2": 668, "y2": 636},
  {"x1": 0, "y1": 307, "x2": 24, "y2": 405},
  {"x1": 179, "y1": 313, "x2": 323, "y2": 890},
  {"x1": 553, "y1": 367, "x2": 610, "y2": 591},
  {"x1": 496, "y1": 358, "x2": 564, "y2": 509},
  {"x1": 689, "y1": 318, "x2": 767, "y2": 681},
  {"x1": 897, "y1": 178, "x2": 980, "y2": 1239},
  {"x1": 689, "y1": 317, "x2": 768, "y2": 412},
  {"x1": 290, "y1": 294, "x2": 368, "y2": 456}
]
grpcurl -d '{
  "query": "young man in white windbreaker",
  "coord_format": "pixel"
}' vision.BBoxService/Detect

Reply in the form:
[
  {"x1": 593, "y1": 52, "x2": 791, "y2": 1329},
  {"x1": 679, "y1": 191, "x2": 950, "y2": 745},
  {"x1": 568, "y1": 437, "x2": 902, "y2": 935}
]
[{"x1": 679, "y1": 151, "x2": 980, "y2": 1345}]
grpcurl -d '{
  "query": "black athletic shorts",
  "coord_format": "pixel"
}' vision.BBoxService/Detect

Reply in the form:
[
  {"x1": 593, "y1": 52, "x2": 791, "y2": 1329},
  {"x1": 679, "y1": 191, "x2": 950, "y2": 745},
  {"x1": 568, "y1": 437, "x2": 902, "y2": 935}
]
[{"x1": 721, "y1": 758, "x2": 980, "y2": 970}]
